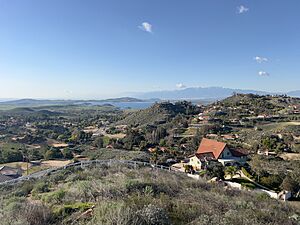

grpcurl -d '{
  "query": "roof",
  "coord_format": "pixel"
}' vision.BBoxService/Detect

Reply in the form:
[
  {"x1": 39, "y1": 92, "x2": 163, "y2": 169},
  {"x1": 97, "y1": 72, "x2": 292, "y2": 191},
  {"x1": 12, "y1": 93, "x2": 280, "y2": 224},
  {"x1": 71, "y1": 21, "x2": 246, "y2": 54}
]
[
  {"x1": 0, "y1": 166, "x2": 21, "y2": 176},
  {"x1": 0, "y1": 174, "x2": 13, "y2": 183},
  {"x1": 230, "y1": 148, "x2": 248, "y2": 157},
  {"x1": 197, "y1": 138, "x2": 227, "y2": 159}
]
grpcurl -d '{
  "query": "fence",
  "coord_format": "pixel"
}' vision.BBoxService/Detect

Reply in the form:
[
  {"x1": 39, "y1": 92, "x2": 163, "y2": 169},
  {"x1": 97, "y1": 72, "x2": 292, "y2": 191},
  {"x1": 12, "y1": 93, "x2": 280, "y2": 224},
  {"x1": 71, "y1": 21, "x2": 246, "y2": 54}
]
[{"x1": 0, "y1": 159, "x2": 179, "y2": 186}]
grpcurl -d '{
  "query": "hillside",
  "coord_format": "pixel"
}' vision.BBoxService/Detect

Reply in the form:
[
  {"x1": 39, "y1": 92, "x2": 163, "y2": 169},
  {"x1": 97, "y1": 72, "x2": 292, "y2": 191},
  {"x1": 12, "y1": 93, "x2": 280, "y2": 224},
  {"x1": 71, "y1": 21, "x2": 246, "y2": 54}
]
[
  {"x1": 1, "y1": 164, "x2": 299, "y2": 225},
  {"x1": 210, "y1": 94, "x2": 300, "y2": 117},
  {"x1": 0, "y1": 107, "x2": 63, "y2": 116},
  {"x1": 116, "y1": 102, "x2": 198, "y2": 127}
]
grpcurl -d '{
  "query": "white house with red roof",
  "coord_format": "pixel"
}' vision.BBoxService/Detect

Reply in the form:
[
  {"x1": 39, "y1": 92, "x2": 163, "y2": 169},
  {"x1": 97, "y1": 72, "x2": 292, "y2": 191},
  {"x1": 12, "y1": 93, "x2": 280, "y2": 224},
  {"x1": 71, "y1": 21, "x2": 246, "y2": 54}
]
[{"x1": 188, "y1": 138, "x2": 248, "y2": 171}]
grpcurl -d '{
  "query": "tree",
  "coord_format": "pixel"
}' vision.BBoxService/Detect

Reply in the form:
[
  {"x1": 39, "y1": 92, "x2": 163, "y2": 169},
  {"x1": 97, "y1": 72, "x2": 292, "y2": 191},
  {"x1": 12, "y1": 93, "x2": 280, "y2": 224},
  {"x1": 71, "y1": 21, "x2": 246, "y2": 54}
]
[
  {"x1": 225, "y1": 166, "x2": 239, "y2": 179},
  {"x1": 159, "y1": 139, "x2": 166, "y2": 147},
  {"x1": 1, "y1": 149, "x2": 23, "y2": 163},
  {"x1": 281, "y1": 175, "x2": 298, "y2": 193},
  {"x1": 93, "y1": 136, "x2": 104, "y2": 148},
  {"x1": 206, "y1": 161, "x2": 225, "y2": 180},
  {"x1": 139, "y1": 140, "x2": 147, "y2": 151},
  {"x1": 62, "y1": 148, "x2": 73, "y2": 159},
  {"x1": 44, "y1": 148, "x2": 63, "y2": 160}
]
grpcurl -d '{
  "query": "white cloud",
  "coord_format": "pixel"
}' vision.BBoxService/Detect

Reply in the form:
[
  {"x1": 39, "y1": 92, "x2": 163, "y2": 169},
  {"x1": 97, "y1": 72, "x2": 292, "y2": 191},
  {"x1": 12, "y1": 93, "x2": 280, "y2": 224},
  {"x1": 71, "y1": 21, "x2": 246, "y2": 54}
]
[
  {"x1": 139, "y1": 22, "x2": 153, "y2": 33},
  {"x1": 237, "y1": 5, "x2": 249, "y2": 14},
  {"x1": 258, "y1": 71, "x2": 270, "y2": 76},
  {"x1": 254, "y1": 56, "x2": 268, "y2": 63},
  {"x1": 176, "y1": 83, "x2": 186, "y2": 89}
]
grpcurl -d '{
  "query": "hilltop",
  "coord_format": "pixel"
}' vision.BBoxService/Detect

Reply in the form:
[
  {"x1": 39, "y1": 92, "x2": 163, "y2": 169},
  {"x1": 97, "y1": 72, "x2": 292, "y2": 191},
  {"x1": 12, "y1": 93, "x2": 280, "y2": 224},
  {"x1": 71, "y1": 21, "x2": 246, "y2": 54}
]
[
  {"x1": 0, "y1": 164, "x2": 299, "y2": 225},
  {"x1": 116, "y1": 101, "x2": 199, "y2": 127},
  {"x1": 209, "y1": 94, "x2": 300, "y2": 117}
]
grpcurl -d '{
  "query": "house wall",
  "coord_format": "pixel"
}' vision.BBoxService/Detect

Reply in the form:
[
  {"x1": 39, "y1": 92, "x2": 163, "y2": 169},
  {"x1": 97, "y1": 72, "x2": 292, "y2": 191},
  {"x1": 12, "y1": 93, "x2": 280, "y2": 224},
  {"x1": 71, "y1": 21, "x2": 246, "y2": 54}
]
[
  {"x1": 189, "y1": 156, "x2": 202, "y2": 171},
  {"x1": 220, "y1": 147, "x2": 233, "y2": 159}
]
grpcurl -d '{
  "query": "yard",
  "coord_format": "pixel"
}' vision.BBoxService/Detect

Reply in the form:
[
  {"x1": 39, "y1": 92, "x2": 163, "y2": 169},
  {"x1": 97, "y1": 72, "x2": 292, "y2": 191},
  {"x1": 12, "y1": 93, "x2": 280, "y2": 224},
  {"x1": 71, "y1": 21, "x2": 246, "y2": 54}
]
[
  {"x1": 280, "y1": 153, "x2": 300, "y2": 161},
  {"x1": 0, "y1": 160, "x2": 71, "y2": 175}
]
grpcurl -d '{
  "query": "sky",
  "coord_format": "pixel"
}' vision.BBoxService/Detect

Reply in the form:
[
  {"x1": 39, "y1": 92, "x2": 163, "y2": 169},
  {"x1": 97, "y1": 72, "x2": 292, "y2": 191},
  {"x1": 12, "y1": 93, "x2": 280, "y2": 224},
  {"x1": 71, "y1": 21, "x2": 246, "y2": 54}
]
[{"x1": 0, "y1": 0, "x2": 300, "y2": 99}]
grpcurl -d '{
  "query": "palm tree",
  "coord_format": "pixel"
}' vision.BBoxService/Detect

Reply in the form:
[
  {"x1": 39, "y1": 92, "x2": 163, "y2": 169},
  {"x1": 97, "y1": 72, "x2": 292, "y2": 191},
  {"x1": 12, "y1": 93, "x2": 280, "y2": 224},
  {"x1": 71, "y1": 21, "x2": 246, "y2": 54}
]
[{"x1": 225, "y1": 166, "x2": 238, "y2": 179}]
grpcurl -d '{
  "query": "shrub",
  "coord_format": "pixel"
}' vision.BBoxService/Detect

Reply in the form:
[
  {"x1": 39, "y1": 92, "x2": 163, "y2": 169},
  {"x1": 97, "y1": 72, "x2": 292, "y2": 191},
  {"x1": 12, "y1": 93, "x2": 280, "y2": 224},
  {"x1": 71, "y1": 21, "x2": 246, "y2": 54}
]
[
  {"x1": 137, "y1": 204, "x2": 170, "y2": 225},
  {"x1": 14, "y1": 181, "x2": 34, "y2": 197},
  {"x1": 54, "y1": 202, "x2": 94, "y2": 217},
  {"x1": 241, "y1": 167, "x2": 254, "y2": 179},
  {"x1": 32, "y1": 181, "x2": 50, "y2": 195},
  {"x1": 91, "y1": 201, "x2": 141, "y2": 225},
  {"x1": 22, "y1": 203, "x2": 53, "y2": 225},
  {"x1": 41, "y1": 188, "x2": 66, "y2": 204}
]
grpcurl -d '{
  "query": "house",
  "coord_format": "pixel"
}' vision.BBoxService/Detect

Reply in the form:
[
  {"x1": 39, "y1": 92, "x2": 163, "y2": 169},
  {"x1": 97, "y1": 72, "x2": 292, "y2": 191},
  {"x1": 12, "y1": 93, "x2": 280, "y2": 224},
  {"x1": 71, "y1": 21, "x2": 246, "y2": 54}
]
[
  {"x1": 188, "y1": 152, "x2": 216, "y2": 171},
  {"x1": 257, "y1": 149, "x2": 276, "y2": 156},
  {"x1": 0, "y1": 166, "x2": 22, "y2": 179},
  {"x1": 188, "y1": 138, "x2": 248, "y2": 170}
]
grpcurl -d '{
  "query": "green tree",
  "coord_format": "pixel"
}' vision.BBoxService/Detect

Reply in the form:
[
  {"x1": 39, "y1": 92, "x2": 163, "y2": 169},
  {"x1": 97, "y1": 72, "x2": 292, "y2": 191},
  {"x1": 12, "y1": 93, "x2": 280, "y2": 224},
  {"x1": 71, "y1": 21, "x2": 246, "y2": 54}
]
[
  {"x1": 93, "y1": 136, "x2": 104, "y2": 148},
  {"x1": 44, "y1": 148, "x2": 63, "y2": 160},
  {"x1": 62, "y1": 148, "x2": 73, "y2": 159},
  {"x1": 225, "y1": 166, "x2": 239, "y2": 179}
]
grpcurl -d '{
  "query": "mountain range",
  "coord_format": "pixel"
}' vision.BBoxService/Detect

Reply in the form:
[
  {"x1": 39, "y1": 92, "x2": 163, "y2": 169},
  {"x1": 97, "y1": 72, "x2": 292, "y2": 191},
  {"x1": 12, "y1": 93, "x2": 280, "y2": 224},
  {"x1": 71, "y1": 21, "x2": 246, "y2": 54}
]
[
  {"x1": 0, "y1": 97, "x2": 152, "y2": 106},
  {"x1": 1, "y1": 87, "x2": 299, "y2": 106},
  {"x1": 129, "y1": 87, "x2": 300, "y2": 100}
]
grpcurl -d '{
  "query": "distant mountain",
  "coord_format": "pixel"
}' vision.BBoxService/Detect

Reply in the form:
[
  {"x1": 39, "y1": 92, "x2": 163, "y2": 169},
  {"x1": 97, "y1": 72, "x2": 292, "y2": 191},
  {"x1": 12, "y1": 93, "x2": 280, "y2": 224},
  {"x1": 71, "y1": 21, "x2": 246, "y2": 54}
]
[
  {"x1": 287, "y1": 90, "x2": 300, "y2": 97},
  {"x1": 2, "y1": 107, "x2": 62, "y2": 116},
  {"x1": 0, "y1": 97, "x2": 154, "y2": 106},
  {"x1": 0, "y1": 98, "x2": 16, "y2": 102},
  {"x1": 130, "y1": 87, "x2": 271, "y2": 100}
]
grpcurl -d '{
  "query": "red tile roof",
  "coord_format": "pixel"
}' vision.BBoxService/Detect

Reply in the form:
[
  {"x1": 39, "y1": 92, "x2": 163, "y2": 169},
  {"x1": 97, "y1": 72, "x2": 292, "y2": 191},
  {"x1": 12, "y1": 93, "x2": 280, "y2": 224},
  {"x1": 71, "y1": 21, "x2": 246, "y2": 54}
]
[{"x1": 197, "y1": 138, "x2": 227, "y2": 159}]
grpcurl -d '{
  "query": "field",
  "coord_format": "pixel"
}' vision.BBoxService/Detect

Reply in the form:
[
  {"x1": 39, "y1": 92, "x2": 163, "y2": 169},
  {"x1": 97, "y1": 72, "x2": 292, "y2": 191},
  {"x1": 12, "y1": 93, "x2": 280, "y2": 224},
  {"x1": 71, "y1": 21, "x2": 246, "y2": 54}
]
[
  {"x1": 280, "y1": 153, "x2": 300, "y2": 161},
  {"x1": 0, "y1": 160, "x2": 71, "y2": 175}
]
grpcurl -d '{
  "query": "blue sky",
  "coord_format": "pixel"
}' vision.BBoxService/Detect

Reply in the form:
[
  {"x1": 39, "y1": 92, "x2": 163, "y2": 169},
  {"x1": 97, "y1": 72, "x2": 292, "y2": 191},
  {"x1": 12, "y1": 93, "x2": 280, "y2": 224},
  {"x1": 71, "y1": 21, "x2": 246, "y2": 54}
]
[{"x1": 0, "y1": 0, "x2": 299, "y2": 99}]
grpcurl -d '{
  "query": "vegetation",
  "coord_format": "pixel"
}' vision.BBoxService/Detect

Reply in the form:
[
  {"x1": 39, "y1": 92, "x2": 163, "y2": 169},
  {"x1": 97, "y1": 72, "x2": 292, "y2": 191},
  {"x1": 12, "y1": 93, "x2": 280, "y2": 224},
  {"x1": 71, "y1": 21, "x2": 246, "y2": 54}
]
[{"x1": 1, "y1": 165, "x2": 300, "y2": 225}]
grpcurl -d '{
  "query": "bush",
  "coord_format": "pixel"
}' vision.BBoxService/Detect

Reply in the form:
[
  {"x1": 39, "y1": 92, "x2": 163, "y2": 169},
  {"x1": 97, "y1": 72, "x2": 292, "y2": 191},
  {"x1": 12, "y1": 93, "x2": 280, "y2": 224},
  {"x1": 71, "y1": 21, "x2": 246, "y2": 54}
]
[
  {"x1": 22, "y1": 203, "x2": 53, "y2": 225},
  {"x1": 241, "y1": 167, "x2": 254, "y2": 179},
  {"x1": 14, "y1": 181, "x2": 34, "y2": 197},
  {"x1": 91, "y1": 201, "x2": 142, "y2": 225},
  {"x1": 32, "y1": 181, "x2": 50, "y2": 195},
  {"x1": 137, "y1": 204, "x2": 170, "y2": 225},
  {"x1": 260, "y1": 174, "x2": 283, "y2": 190},
  {"x1": 41, "y1": 188, "x2": 66, "y2": 204},
  {"x1": 54, "y1": 202, "x2": 94, "y2": 217}
]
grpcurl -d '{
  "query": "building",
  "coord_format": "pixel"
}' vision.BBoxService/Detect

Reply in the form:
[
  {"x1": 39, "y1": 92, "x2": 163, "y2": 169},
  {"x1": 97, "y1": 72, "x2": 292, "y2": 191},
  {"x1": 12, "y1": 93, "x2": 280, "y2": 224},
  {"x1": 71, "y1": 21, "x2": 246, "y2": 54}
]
[
  {"x1": 188, "y1": 138, "x2": 248, "y2": 170},
  {"x1": 0, "y1": 166, "x2": 22, "y2": 179}
]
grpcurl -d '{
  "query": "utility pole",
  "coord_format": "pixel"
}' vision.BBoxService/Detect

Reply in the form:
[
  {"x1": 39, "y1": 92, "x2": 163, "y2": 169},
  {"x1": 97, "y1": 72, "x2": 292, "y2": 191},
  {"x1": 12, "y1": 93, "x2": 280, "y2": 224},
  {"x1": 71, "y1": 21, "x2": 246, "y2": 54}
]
[{"x1": 21, "y1": 145, "x2": 29, "y2": 175}]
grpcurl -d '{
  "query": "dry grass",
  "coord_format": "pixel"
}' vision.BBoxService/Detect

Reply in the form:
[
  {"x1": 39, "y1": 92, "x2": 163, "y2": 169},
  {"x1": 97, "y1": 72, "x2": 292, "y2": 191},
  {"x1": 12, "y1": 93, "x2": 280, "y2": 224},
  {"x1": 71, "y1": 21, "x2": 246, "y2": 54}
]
[
  {"x1": 280, "y1": 153, "x2": 300, "y2": 161},
  {"x1": 41, "y1": 160, "x2": 71, "y2": 167}
]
